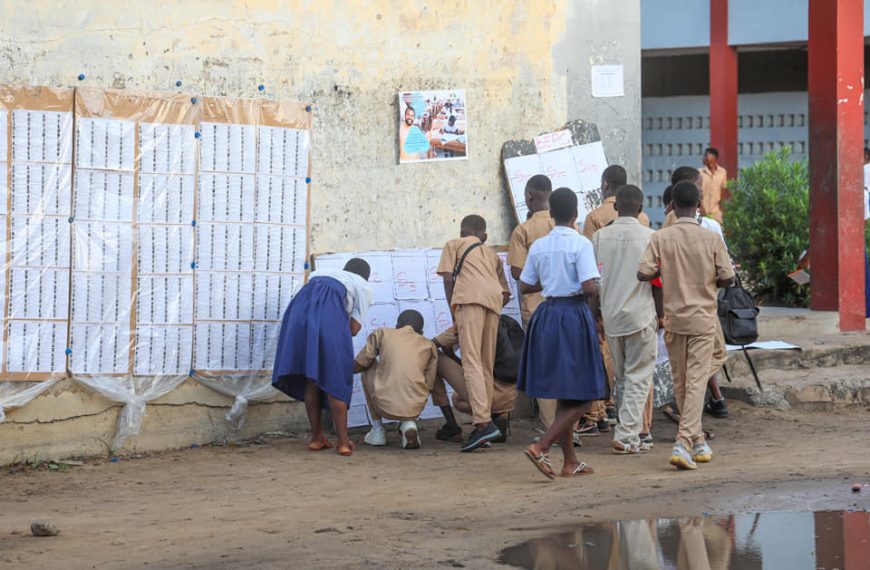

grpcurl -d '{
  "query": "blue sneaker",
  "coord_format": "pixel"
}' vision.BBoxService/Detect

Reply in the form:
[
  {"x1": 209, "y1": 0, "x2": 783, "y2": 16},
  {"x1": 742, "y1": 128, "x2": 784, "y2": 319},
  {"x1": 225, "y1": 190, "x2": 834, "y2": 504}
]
[{"x1": 460, "y1": 422, "x2": 501, "y2": 452}]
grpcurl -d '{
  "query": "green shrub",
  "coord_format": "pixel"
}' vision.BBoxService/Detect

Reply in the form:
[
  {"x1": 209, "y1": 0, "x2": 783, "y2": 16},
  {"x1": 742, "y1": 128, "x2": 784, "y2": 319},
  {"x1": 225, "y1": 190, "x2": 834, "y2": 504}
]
[{"x1": 724, "y1": 147, "x2": 810, "y2": 307}]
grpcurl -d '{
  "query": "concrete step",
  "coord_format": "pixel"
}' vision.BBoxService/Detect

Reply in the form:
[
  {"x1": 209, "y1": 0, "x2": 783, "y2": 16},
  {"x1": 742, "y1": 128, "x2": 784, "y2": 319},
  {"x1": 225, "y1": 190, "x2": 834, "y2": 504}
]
[{"x1": 721, "y1": 364, "x2": 870, "y2": 410}]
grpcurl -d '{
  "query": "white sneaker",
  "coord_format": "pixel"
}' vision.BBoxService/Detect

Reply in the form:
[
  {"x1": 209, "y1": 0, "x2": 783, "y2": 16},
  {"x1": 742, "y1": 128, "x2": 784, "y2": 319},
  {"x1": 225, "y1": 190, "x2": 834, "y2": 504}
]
[
  {"x1": 692, "y1": 442, "x2": 713, "y2": 463},
  {"x1": 400, "y1": 421, "x2": 420, "y2": 449},
  {"x1": 669, "y1": 443, "x2": 698, "y2": 470},
  {"x1": 364, "y1": 425, "x2": 387, "y2": 447}
]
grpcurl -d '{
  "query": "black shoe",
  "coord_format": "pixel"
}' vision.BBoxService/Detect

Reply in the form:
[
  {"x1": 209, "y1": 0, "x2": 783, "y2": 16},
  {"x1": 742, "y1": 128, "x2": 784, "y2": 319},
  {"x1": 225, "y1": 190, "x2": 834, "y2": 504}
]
[
  {"x1": 705, "y1": 398, "x2": 729, "y2": 419},
  {"x1": 596, "y1": 419, "x2": 611, "y2": 433},
  {"x1": 576, "y1": 418, "x2": 599, "y2": 436},
  {"x1": 491, "y1": 414, "x2": 509, "y2": 443},
  {"x1": 606, "y1": 406, "x2": 618, "y2": 425},
  {"x1": 435, "y1": 423, "x2": 463, "y2": 442},
  {"x1": 460, "y1": 422, "x2": 501, "y2": 452}
]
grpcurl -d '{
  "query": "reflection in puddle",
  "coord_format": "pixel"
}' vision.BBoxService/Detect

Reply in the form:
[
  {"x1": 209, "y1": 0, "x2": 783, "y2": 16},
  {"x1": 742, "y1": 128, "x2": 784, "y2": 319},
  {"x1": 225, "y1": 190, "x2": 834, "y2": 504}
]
[{"x1": 500, "y1": 511, "x2": 870, "y2": 569}]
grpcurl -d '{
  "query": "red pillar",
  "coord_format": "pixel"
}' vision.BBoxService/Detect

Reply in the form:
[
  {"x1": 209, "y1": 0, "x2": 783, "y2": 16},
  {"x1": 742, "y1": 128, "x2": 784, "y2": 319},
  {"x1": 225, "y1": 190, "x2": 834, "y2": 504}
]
[
  {"x1": 808, "y1": 0, "x2": 866, "y2": 331},
  {"x1": 709, "y1": 0, "x2": 738, "y2": 192}
]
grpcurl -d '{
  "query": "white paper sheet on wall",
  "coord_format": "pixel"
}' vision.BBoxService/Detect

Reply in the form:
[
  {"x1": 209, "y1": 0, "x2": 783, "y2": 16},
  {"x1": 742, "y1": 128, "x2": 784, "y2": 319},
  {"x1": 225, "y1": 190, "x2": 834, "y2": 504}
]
[
  {"x1": 538, "y1": 148, "x2": 584, "y2": 195},
  {"x1": 137, "y1": 225, "x2": 195, "y2": 274},
  {"x1": 197, "y1": 173, "x2": 256, "y2": 223},
  {"x1": 570, "y1": 141, "x2": 609, "y2": 193},
  {"x1": 257, "y1": 126, "x2": 309, "y2": 178},
  {"x1": 255, "y1": 175, "x2": 307, "y2": 225},
  {"x1": 504, "y1": 153, "x2": 542, "y2": 207},
  {"x1": 12, "y1": 110, "x2": 73, "y2": 164},
  {"x1": 0, "y1": 162, "x2": 7, "y2": 216},
  {"x1": 6, "y1": 320, "x2": 67, "y2": 373},
  {"x1": 138, "y1": 123, "x2": 196, "y2": 175},
  {"x1": 251, "y1": 321, "x2": 281, "y2": 371},
  {"x1": 137, "y1": 174, "x2": 195, "y2": 224},
  {"x1": 75, "y1": 118, "x2": 136, "y2": 171},
  {"x1": 252, "y1": 272, "x2": 302, "y2": 321},
  {"x1": 392, "y1": 250, "x2": 430, "y2": 300},
  {"x1": 195, "y1": 271, "x2": 255, "y2": 321},
  {"x1": 10, "y1": 215, "x2": 71, "y2": 268},
  {"x1": 70, "y1": 272, "x2": 131, "y2": 323},
  {"x1": 133, "y1": 326, "x2": 193, "y2": 375},
  {"x1": 69, "y1": 323, "x2": 131, "y2": 374},
  {"x1": 0, "y1": 110, "x2": 8, "y2": 159},
  {"x1": 73, "y1": 169, "x2": 135, "y2": 222},
  {"x1": 11, "y1": 162, "x2": 72, "y2": 215},
  {"x1": 72, "y1": 221, "x2": 134, "y2": 273},
  {"x1": 136, "y1": 275, "x2": 194, "y2": 325},
  {"x1": 199, "y1": 122, "x2": 257, "y2": 173},
  {"x1": 193, "y1": 321, "x2": 253, "y2": 371},
  {"x1": 8, "y1": 268, "x2": 70, "y2": 320},
  {"x1": 195, "y1": 222, "x2": 255, "y2": 272},
  {"x1": 253, "y1": 224, "x2": 306, "y2": 273}
]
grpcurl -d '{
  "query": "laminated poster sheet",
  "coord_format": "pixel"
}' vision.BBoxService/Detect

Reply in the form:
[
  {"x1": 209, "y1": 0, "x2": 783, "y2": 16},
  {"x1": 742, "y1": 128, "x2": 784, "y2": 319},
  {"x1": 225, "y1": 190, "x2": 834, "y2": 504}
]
[
  {"x1": 313, "y1": 247, "x2": 520, "y2": 428},
  {"x1": 0, "y1": 86, "x2": 313, "y2": 381}
]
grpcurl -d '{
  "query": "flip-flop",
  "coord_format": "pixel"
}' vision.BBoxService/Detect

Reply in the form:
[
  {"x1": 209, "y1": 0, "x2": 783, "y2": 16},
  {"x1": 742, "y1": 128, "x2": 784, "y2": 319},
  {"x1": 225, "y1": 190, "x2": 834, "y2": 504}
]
[
  {"x1": 337, "y1": 442, "x2": 356, "y2": 457},
  {"x1": 561, "y1": 462, "x2": 594, "y2": 477},
  {"x1": 308, "y1": 437, "x2": 333, "y2": 452},
  {"x1": 523, "y1": 447, "x2": 555, "y2": 480}
]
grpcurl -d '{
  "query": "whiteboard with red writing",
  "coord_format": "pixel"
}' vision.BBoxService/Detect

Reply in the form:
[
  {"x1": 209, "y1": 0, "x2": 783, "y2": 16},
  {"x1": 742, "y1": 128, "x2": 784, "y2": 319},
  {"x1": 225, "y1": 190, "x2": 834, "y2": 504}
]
[
  {"x1": 504, "y1": 140, "x2": 608, "y2": 225},
  {"x1": 313, "y1": 247, "x2": 521, "y2": 427}
]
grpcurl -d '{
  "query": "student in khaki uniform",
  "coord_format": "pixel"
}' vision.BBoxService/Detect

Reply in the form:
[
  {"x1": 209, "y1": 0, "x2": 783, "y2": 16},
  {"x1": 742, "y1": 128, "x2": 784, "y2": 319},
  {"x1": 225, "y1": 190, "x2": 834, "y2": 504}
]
[
  {"x1": 593, "y1": 185, "x2": 661, "y2": 455},
  {"x1": 638, "y1": 181, "x2": 735, "y2": 470},
  {"x1": 354, "y1": 310, "x2": 438, "y2": 450},
  {"x1": 430, "y1": 325, "x2": 517, "y2": 442},
  {"x1": 507, "y1": 174, "x2": 557, "y2": 427},
  {"x1": 661, "y1": 168, "x2": 731, "y2": 419},
  {"x1": 700, "y1": 147, "x2": 727, "y2": 224},
  {"x1": 437, "y1": 214, "x2": 510, "y2": 452}
]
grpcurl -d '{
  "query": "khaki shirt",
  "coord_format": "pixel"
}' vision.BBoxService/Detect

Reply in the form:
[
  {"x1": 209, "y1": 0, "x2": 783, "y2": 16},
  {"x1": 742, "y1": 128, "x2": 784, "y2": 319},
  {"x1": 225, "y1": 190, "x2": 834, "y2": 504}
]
[
  {"x1": 433, "y1": 326, "x2": 460, "y2": 349},
  {"x1": 700, "y1": 165, "x2": 727, "y2": 223},
  {"x1": 507, "y1": 210, "x2": 554, "y2": 325},
  {"x1": 637, "y1": 218, "x2": 734, "y2": 335},
  {"x1": 582, "y1": 196, "x2": 651, "y2": 240},
  {"x1": 662, "y1": 210, "x2": 676, "y2": 228},
  {"x1": 593, "y1": 217, "x2": 657, "y2": 336},
  {"x1": 437, "y1": 236, "x2": 509, "y2": 314},
  {"x1": 354, "y1": 326, "x2": 438, "y2": 418}
]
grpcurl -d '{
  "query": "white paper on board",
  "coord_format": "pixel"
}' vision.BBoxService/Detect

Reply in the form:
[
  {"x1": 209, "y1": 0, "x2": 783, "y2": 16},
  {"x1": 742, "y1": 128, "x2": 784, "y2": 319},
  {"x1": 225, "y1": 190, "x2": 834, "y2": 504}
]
[
  {"x1": 69, "y1": 322, "x2": 131, "y2": 374},
  {"x1": 504, "y1": 154, "x2": 543, "y2": 209},
  {"x1": 538, "y1": 148, "x2": 584, "y2": 195},
  {"x1": 195, "y1": 271, "x2": 255, "y2": 321},
  {"x1": 137, "y1": 174, "x2": 195, "y2": 223},
  {"x1": 193, "y1": 322, "x2": 253, "y2": 370},
  {"x1": 591, "y1": 64, "x2": 625, "y2": 98},
  {"x1": 199, "y1": 122, "x2": 257, "y2": 174},
  {"x1": 75, "y1": 118, "x2": 136, "y2": 171},
  {"x1": 6, "y1": 320, "x2": 67, "y2": 373},
  {"x1": 569, "y1": 141, "x2": 609, "y2": 193},
  {"x1": 134, "y1": 326, "x2": 193, "y2": 375},
  {"x1": 12, "y1": 110, "x2": 74, "y2": 164}
]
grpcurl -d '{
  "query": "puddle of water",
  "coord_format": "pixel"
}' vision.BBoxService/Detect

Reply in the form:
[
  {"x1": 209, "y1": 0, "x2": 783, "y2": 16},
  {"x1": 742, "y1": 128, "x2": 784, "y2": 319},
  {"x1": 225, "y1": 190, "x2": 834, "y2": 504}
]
[{"x1": 500, "y1": 510, "x2": 870, "y2": 569}]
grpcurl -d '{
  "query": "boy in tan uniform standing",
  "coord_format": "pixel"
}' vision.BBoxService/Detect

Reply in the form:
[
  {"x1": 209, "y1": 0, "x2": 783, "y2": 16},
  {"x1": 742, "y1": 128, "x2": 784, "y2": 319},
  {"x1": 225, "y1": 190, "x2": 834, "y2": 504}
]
[
  {"x1": 438, "y1": 214, "x2": 510, "y2": 451},
  {"x1": 355, "y1": 310, "x2": 439, "y2": 450},
  {"x1": 638, "y1": 181, "x2": 735, "y2": 470},
  {"x1": 507, "y1": 174, "x2": 556, "y2": 426}
]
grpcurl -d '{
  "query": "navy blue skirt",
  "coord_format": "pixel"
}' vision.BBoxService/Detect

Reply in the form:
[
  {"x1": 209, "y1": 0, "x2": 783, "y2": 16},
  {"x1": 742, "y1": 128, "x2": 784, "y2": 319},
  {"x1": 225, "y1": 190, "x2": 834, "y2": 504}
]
[
  {"x1": 516, "y1": 296, "x2": 606, "y2": 401},
  {"x1": 271, "y1": 276, "x2": 354, "y2": 406}
]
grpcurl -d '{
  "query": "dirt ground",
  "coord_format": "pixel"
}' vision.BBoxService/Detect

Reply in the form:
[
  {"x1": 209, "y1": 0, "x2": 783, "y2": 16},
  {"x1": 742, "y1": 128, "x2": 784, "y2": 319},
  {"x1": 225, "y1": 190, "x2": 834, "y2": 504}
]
[{"x1": 1, "y1": 402, "x2": 869, "y2": 569}]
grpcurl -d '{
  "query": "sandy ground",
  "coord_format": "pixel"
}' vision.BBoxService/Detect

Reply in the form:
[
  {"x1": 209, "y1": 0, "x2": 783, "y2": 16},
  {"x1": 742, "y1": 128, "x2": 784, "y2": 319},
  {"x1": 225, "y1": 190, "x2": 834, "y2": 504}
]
[{"x1": 1, "y1": 402, "x2": 869, "y2": 569}]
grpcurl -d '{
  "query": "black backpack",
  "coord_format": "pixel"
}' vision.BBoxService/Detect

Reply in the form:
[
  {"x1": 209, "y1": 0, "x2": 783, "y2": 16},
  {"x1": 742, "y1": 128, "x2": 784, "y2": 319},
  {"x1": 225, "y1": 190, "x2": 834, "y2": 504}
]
[
  {"x1": 717, "y1": 274, "x2": 759, "y2": 346},
  {"x1": 493, "y1": 315, "x2": 524, "y2": 384}
]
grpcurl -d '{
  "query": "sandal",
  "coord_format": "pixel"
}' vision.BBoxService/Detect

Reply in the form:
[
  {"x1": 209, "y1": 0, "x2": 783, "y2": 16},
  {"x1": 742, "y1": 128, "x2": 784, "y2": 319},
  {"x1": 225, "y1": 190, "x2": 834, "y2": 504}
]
[
  {"x1": 561, "y1": 462, "x2": 594, "y2": 477},
  {"x1": 523, "y1": 446, "x2": 555, "y2": 480},
  {"x1": 337, "y1": 442, "x2": 356, "y2": 457},
  {"x1": 308, "y1": 437, "x2": 333, "y2": 452}
]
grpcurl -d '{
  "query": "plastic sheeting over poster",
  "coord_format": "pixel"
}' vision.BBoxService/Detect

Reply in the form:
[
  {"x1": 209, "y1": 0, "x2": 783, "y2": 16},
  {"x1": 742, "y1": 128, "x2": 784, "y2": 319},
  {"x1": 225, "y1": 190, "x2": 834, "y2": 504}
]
[
  {"x1": 0, "y1": 86, "x2": 312, "y2": 382},
  {"x1": 313, "y1": 247, "x2": 521, "y2": 428}
]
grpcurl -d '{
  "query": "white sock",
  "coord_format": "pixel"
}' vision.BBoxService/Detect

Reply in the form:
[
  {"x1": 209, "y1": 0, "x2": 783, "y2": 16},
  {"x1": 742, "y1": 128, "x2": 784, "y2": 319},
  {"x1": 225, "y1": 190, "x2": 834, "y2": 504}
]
[{"x1": 371, "y1": 419, "x2": 384, "y2": 429}]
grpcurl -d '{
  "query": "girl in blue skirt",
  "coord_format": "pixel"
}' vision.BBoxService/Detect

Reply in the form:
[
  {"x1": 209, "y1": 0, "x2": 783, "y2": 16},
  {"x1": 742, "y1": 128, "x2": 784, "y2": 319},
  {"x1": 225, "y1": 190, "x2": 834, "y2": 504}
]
[
  {"x1": 517, "y1": 188, "x2": 606, "y2": 479},
  {"x1": 272, "y1": 258, "x2": 372, "y2": 457}
]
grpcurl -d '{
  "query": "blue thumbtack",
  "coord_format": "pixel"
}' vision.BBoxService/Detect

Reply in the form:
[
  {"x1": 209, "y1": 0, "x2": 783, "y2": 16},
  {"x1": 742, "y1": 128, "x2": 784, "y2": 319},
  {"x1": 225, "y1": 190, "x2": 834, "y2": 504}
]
[
  {"x1": 190, "y1": 261, "x2": 197, "y2": 269},
  {"x1": 65, "y1": 348, "x2": 72, "y2": 356},
  {"x1": 68, "y1": 216, "x2": 74, "y2": 224},
  {"x1": 191, "y1": 220, "x2": 196, "y2": 227},
  {"x1": 305, "y1": 177, "x2": 311, "y2": 184},
  {"x1": 176, "y1": 80, "x2": 183, "y2": 87},
  {"x1": 188, "y1": 369, "x2": 195, "y2": 377},
  {"x1": 304, "y1": 262, "x2": 310, "y2": 270},
  {"x1": 190, "y1": 96, "x2": 198, "y2": 104},
  {"x1": 305, "y1": 105, "x2": 312, "y2": 112},
  {"x1": 78, "y1": 73, "x2": 86, "y2": 81},
  {"x1": 258, "y1": 84, "x2": 265, "y2": 92},
  {"x1": 194, "y1": 131, "x2": 201, "y2": 139}
]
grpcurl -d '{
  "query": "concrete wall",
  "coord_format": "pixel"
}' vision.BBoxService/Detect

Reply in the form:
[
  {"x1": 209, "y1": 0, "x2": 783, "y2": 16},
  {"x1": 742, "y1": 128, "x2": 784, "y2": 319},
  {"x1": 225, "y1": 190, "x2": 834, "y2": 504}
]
[{"x1": 0, "y1": 0, "x2": 642, "y2": 463}]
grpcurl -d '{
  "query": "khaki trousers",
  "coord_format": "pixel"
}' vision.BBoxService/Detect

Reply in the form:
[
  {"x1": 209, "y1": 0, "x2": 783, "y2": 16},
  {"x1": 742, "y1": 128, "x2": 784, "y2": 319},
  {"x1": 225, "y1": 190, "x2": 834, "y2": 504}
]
[
  {"x1": 710, "y1": 320, "x2": 727, "y2": 376},
  {"x1": 665, "y1": 329, "x2": 716, "y2": 449},
  {"x1": 521, "y1": 291, "x2": 557, "y2": 427},
  {"x1": 432, "y1": 353, "x2": 516, "y2": 414},
  {"x1": 642, "y1": 386, "x2": 653, "y2": 435},
  {"x1": 585, "y1": 328, "x2": 615, "y2": 422},
  {"x1": 608, "y1": 319, "x2": 657, "y2": 446},
  {"x1": 454, "y1": 304, "x2": 499, "y2": 425}
]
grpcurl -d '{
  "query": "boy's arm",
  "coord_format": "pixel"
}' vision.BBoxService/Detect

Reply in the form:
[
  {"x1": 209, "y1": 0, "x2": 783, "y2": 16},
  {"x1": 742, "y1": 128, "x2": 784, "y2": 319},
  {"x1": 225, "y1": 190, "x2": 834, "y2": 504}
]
[
  {"x1": 518, "y1": 250, "x2": 542, "y2": 295},
  {"x1": 439, "y1": 273, "x2": 455, "y2": 305},
  {"x1": 350, "y1": 318, "x2": 363, "y2": 337},
  {"x1": 436, "y1": 242, "x2": 458, "y2": 305},
  {"x1": 507, "y1": 226, "x2": 527, "y2": 281},
  {"x1": 652, "y1": 286, "x2": 664, "y2": 327},
  {"x1": 496, "y1": 260, "x2": 510, "y2": 306},
  {"x1": 353, "y1": 328, "x2": 381, "y2": 372},
  {"x1": 637, "y1": 240, "x2": 660, "y2": 281},
  {"x1": 713, "y1": 237, "x2": 736, "y2": 288}
]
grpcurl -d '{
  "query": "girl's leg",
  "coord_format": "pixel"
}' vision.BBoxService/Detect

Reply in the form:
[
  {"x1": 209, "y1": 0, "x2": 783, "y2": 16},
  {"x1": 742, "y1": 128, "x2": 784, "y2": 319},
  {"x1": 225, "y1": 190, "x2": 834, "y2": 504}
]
[
  {"x1": 530, "y1": 400, "x2": 589, "y2": 455},
  {"x1": 556, "y1": 401, "x2": 591, "y2": 474},
  {"x1": 327, "y1": 395, "x2": 353, "y2": 455},
  {"x1": 305, "y1": 380, "x2": 329, "y2": 450}
]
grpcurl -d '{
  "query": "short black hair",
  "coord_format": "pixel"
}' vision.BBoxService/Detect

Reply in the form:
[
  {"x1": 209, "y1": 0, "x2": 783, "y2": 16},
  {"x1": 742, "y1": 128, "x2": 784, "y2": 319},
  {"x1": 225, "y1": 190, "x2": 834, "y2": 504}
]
[
  {"x1": 662, "y1": 184, "x2": 673, "y2": 207},
  {"x1": 671, "y1": 166, "x2": 701, "y2": 185},
  {"x1": 704, "y1": 147, "x2": 719, "y2": 158},
  {"x1": 602, "y1": 164, "x2": 627, "y2": 187},
  {"x1": 343, "y1": 258, "x2": 371, "y2": 281},
  {"x1": 615, "y1": 185, "x2": 644, "y2": 215},
  {"x1": 549, "y1": 188, "x2": 578, "y2": 224},
  {"x1": 405, "y1": 105, "x2": 415, "y2": 116},
  {"x1": 672, "y1": 181, "x2": 700, "y2": 209},
  {"x1": 396, "y1": 310, "x2": 424, "y2": 334},
  {"x1": 460, "y1": 214, "x2": 486, "y2": 234},
  {"x1": 864, "y1": 146, "x2": 869, "y2": 157},
  {"x1": 525, "y1": 174, "x2": 552, "y2": 196},
  {"x1": 448, "y1": 115, "x2": 456, "y2": 123}
]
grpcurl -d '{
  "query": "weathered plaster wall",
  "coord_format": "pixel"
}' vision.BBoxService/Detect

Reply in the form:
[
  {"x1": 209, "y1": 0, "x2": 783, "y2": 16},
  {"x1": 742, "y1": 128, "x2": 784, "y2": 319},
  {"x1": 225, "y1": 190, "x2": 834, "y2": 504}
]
[{"x1": 0, "y1": 0, "x2": 641, "y2": 463}]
